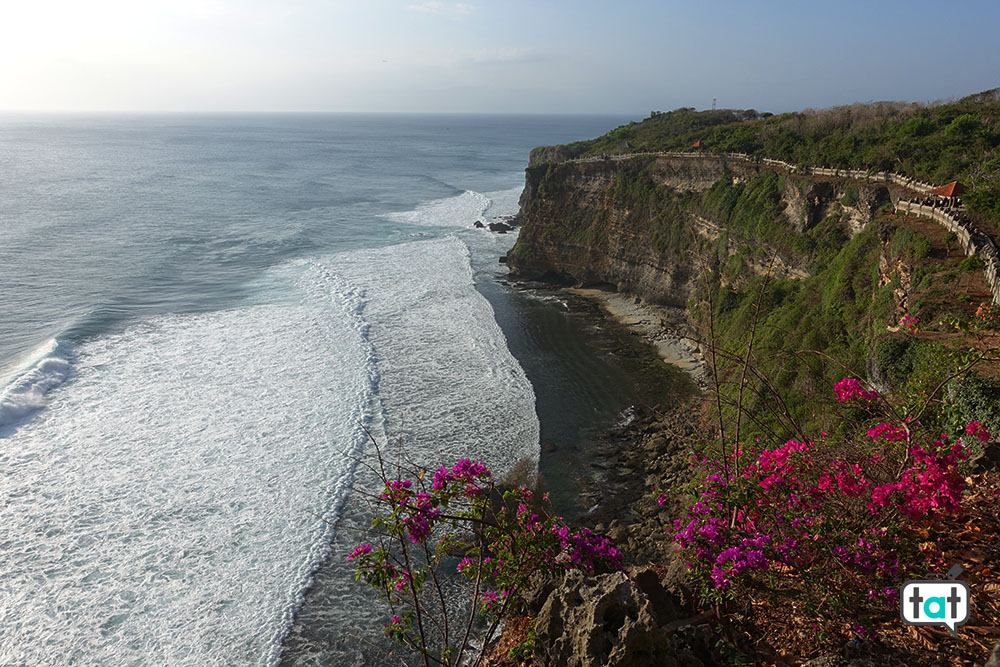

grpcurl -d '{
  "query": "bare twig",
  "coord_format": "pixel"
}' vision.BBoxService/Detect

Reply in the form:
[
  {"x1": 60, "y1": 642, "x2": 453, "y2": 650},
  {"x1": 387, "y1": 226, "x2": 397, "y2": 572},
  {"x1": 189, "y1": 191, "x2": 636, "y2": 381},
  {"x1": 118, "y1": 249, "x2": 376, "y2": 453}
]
[{"x1": 733, "y1": 255, "x2": 777, "y2": 478}]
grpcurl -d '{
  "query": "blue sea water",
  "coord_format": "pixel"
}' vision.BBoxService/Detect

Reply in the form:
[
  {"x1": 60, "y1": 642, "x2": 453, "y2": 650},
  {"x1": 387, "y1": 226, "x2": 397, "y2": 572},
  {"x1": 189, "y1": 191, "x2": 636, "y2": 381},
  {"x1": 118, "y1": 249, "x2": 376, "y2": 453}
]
[{"x1": 0, "y1": 114, "x2": 638, "y2": 665}]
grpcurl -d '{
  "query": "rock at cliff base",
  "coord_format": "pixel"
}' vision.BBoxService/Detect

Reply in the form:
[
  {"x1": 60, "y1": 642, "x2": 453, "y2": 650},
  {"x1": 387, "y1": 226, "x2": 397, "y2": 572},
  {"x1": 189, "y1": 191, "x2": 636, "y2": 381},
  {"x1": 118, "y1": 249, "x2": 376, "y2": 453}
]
[
  {"x1": 533, "y1": 568, "x2": 707, "y2": 667},
  {"x1": 488, "y1": 221, "x2": 513, "y2": 233},
  {"x1": 474, "y1": 220, "x2": 485, "y2": 228}
]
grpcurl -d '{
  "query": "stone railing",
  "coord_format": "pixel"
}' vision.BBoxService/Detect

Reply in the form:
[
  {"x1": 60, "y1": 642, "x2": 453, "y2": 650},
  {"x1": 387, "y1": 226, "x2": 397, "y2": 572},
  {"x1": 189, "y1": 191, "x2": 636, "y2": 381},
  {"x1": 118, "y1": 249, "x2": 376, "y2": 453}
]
[
  {"x1": 572, "y1": 151, "x2": 936, "y2": 194},
  {"x1": 898, "y1": 201, "x2": 1000, "y2": 305},
  {"x1": 804, "y1": 167, "x2": 935, "y2": 194}
]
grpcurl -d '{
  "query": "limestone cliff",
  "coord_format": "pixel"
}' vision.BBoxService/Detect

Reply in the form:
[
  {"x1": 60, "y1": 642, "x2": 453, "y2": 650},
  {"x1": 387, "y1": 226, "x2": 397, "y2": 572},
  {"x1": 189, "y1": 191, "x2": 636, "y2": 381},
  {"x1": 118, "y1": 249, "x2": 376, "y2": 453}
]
[{"x1": 508, "y1": 153, "x2": 900, "y2": 307}]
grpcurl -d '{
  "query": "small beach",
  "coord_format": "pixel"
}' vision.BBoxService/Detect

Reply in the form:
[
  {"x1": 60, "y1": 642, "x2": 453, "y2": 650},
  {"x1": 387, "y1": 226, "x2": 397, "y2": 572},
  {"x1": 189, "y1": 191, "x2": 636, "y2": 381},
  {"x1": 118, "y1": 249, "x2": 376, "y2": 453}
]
[{"x1": 566, "y1": 287, "x2": 707, "y2": 384}]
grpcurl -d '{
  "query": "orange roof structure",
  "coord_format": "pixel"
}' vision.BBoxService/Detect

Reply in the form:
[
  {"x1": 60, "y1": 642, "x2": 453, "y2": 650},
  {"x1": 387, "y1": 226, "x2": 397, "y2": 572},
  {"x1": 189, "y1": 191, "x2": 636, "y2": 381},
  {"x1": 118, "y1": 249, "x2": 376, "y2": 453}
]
[
  {"x1": 928, "y1": 181, "x2": 967, "y2": 197},
  {"x1": 692, "y1": 140, "x2": 702, "y2": 148}
]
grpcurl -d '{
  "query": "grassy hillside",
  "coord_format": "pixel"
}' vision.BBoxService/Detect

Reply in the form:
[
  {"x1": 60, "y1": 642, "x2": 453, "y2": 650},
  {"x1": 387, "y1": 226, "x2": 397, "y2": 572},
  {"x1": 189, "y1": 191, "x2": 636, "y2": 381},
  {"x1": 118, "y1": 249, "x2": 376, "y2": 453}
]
[{"x1": 696, "y1": 205, "x2": 1000, "y2": 453}]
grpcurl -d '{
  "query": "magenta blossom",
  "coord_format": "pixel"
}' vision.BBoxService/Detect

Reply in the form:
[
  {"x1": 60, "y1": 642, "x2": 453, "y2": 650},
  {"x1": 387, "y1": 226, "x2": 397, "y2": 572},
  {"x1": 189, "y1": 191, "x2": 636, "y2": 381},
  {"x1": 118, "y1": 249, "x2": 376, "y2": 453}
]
[
  {"x1": 833, "y1": 378, "x2": 879, "y2": 403},
  {"x1": 347, "y1": 543, "x2": 373, "y2": 561}
]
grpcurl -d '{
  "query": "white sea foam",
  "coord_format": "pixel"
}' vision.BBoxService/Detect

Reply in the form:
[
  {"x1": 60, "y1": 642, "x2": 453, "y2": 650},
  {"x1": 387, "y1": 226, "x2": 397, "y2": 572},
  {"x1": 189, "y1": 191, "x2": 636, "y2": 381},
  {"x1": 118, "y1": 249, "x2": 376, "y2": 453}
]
[
  {"x1": 0, "y1": 338, "x2": 73, "y2": 431},
  {"x1": 385, "y1": 190, "x2": 491, "y2": 227},
  {"x1": 483, "y1": 186, "x2": 524, "y2": 219},
  {"x1": 0, "y1": 337, "x2": 60, "y2": 388},
  {"x1": 328, "y1": 234, "x2": 539, "y2": 475},
  {"x1": 279, "y1": 211, "x2": 540, "y2": 664},
  {"x1": 0, "y1": 232, "x2": 540, "y2": 666},
  {"x1": 0, "y1": 265, "x2": 376, "y2": 666}
]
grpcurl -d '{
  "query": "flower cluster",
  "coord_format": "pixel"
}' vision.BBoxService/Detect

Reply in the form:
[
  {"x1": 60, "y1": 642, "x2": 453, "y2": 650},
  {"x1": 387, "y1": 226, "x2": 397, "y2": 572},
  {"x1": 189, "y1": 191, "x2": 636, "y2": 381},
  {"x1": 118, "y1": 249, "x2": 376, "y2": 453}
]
[
  {"x1": 432, "y1": 458, "x2": 490, "y2": 493},
  {"x1": 833, "y1": 377, "x2": 879, "y2": 403},
  {"x1": 672, "y1": 378, "x2": 978, "y2": 612},
  {"x1": 868, "y1": 437, "x2": 970, "y2": 519},
  {"x1": 900, "y1": 314, "x2": 920, "y2": 331},
  {"x1": 974, "y1": 303, "x2": 999, "y2": 330},
  {"x1": 460, "y1": 486, "x2": 622, "y2": 614},
  {"x1": 966, "y1": 420, "x2": 991, "y2": 443},
  {"x1": 348, "y1": 543, "x2": 372, "y2": 560},
  {"x1": 379, "y1": 479, "x2": 441, "y2": 544},
  {"x1": 866, "y1": 422, "x2": 908, "y2": 442}
]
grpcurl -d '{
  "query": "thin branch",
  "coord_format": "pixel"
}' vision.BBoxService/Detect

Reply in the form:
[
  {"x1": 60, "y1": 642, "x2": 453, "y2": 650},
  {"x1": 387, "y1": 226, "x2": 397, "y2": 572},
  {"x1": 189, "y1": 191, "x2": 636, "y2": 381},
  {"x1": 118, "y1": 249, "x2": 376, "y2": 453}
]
[
  {"x1": 705, "y1": 282, "x2": 730, "y2": 481},
  {"x1": 734, "y1": 255, "x2": 776, "y2": 477}
]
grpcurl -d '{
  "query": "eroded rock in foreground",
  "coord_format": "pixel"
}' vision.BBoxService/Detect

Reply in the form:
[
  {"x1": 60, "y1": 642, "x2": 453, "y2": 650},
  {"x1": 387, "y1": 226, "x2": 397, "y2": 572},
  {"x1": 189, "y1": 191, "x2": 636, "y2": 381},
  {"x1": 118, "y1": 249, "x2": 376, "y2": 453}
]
[{"x1": 533, "y1": 568, "x2": 710, "y2": 667}]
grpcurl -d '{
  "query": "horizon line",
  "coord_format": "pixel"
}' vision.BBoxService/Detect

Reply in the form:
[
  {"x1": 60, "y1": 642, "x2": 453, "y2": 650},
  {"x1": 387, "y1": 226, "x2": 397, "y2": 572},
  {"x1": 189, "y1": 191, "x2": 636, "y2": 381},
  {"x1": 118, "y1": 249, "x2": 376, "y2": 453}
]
[{"x1": 0, "y1": 109, "x2": 652, "y2": 117}]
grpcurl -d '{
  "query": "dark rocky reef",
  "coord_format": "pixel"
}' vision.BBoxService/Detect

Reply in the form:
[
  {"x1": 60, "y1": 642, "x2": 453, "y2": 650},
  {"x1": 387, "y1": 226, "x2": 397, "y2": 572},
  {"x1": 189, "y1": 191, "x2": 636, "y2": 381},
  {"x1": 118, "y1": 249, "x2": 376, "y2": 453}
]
[{"x1": 488, "y1": 221, "x2": 513, "y2": 233}]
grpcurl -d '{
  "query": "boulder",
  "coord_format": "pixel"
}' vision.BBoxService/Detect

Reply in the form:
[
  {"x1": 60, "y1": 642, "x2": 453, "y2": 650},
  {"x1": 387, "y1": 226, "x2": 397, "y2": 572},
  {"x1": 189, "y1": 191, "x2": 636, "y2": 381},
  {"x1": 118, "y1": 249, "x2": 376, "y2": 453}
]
[
  {"x1": 474, "y1": 220, "x2": 485, "y2": 228},
  {"x1": 533, "y1": 569, "x2": 705, "y2": 667},
  {"x1": 489, "y1": 221, "x2": 513, "y2": 233}
]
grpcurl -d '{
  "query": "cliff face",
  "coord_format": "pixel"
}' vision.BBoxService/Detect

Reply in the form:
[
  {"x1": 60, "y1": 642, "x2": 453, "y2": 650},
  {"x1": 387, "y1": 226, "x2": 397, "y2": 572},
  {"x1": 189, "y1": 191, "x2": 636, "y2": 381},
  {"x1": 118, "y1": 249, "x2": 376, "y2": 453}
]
[{"x1": 508, "y1": 154, "x2": 898, "y2": 307}]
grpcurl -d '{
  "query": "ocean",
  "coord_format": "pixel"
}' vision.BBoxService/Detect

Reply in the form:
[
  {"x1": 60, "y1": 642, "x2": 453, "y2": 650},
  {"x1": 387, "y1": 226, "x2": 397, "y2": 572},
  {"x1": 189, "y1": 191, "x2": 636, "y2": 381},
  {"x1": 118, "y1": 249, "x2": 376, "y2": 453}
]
[{"x1": 0, "y1": 113, "x2": 641, "y2": 665}]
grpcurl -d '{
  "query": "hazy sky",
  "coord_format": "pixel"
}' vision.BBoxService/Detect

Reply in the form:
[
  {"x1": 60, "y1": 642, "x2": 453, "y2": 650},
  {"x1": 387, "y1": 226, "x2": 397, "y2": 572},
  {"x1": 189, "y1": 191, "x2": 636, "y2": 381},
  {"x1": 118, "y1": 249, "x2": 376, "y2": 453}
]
[{"x1": 2, "y1": 0, "x2": 998, "y2": 114}]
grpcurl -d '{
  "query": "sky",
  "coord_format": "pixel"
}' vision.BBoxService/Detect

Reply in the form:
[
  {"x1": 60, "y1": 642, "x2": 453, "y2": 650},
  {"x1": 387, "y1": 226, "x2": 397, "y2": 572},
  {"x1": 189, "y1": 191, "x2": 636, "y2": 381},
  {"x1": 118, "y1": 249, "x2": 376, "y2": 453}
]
[{"x1": 1, "y1": 0, "x2": 998, "y2": 115}]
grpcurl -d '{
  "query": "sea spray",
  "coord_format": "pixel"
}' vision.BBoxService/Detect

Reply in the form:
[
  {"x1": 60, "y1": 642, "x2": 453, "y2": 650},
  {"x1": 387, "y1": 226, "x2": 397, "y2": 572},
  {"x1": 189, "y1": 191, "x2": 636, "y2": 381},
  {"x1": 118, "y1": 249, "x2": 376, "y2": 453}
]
[{"x1": 0, "y1": 338, "x2": 73, "y2": 434}]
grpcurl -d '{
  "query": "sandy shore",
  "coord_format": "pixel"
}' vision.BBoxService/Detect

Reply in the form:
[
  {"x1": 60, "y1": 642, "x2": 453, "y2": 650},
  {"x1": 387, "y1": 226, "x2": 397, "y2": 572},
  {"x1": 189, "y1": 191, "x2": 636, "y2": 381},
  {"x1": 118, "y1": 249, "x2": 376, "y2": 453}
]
[{"x1": 566, "y1": 288, "x2": 707, "y2": 384}]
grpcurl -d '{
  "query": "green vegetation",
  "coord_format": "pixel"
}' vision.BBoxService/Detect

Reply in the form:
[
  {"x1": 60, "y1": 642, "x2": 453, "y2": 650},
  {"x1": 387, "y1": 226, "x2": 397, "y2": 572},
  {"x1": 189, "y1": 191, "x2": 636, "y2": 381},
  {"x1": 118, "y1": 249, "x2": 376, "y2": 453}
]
[
  {"x1": 694, "y1": 219, "x2": 967, "y2": 440},
  {"x1": 840, "y1": 183, "x2": 859, "y2": 207},
  {"x1": 695, "y1": 172, "x2": 851, "y2": 264},
  {"x1": 540, "y1": 89, "x2": 1000, "y2": 222},
  {"x1": 513, "y1": 155, "x2": 699, "y2": 262},
  {"x1": 959, "y1": 254, "x2": 986, "y2": 271},
  {"x1": 608, "y1": 158, "x2": 693, "y2": 256},
  {"x1": 887, "y1": 226, "x2": 931, "y2": 261},
  {"x1": 516, "y1": 156, "x2": 852, "y2": 272},
  {"x1": 505, "y1": 93, "x2": 1000, "y2": 666},
  {"x1": 519, "y1": 96, "x2": 1000, "y2": 444},
  {"x1": 951, "y1": 372, "x2": 1000, "y2": 459},
  {"x1": 699, "y1": 172, "x2": 784, "y2": 243}
]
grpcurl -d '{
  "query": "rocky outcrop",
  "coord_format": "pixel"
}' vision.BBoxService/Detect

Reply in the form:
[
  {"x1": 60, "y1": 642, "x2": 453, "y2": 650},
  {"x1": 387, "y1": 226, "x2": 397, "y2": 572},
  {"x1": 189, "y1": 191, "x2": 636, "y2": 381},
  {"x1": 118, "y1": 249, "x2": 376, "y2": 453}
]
[
  {"x1": 876, "y1": 221, "x2": 914, "y2": 327},
  {"x1": 532, "y1": 568, "x2": 710, "y2": 667}
]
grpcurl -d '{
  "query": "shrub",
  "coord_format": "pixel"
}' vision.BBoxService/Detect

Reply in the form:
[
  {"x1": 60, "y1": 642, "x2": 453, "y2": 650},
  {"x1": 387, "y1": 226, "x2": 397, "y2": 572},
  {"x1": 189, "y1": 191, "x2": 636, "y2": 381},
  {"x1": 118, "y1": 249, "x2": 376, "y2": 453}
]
[
  {"x1": 911, "y1": 234, "x2": 932, "y2": 261},
  {"x1": 973, "y1": 302, "x2": 1000, "y2": 330},
  {"x1": 888, "y1": 227, "x2": 931, "y2": 262},
  {"x1": 671, "y1": 378, "x2": 981, "y2": 617},
  {"x1": 841, "y1": 184, "x2": 860, "y2": 207},
  {"x1": 945, "y1": 114, "x2": 981, "y2": 138},
  {"x1": 349, "y1": 457, "x2": 622, "y2": 665},
  {"x1": 950, "y1": 371, "x2": 1000, "y2": 451},
  {"x1": 958, "y1": 255, "x2": 985, "y2": 272}
]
